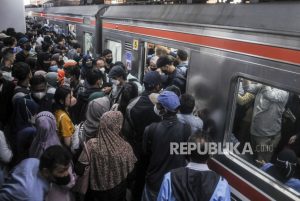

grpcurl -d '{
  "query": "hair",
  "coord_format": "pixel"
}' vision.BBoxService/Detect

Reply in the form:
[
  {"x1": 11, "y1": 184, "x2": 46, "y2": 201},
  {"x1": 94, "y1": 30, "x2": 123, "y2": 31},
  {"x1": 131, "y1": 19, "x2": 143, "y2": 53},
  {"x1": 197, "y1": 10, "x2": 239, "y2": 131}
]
[
  {"x1": 177, "y1": 49, "x2": 188, "y2": 61},
  {"x1": 12, "y1": 62, "x2": 31, "y2": 81},
  {"x1": 156, "y1": 55, "x2": 173, "y2": 68},
  {"x1": 155, "y1": 46, "x2": 168, "y2": 56},
  {"x1": 86, "y1": 68, "x2": 103, "y2": 86},
  {"x1": 54, "y1": 85, "x2": 72, "y2": 110},
  {"x1": 187, "y1": 130, "x2": 211, "y2": 163},
  {"x1": 39, "y1": 145, "x2": 72, "y2": 172},
  {"x1": 165, "y1": 85, "x2": 181, "y2": 97},
  {"x1": 30, "y1": 75, "x2": 46, "y2": 88},
  {"x1": 72, "y1": 43, "x2": 81, "y2": 49},
  {"x1": 56, "y1": 36, "x2": 64, "y2": 44},
  {"x1": 180, "y1": 94, "x2": 195, "y2": 114},
  {"x1": 119, "y1": 82, "x2": 138, "y2": 115},
  {"x1": 3, "y1": 37, "x2": 16, "y2": 47},
  {"x1": 2, "y1": 49, "x2": 14, "y2": 62},
  {"x1": 69, "y1": 66, "x2": 81, "y2": 80},
  {"x1": 102, "y1": 49, "x2": 112, "y2": 57},
  {"x1": 114, "y1": 61, "x2": 126, "y2": 71},
  {"x1": 42, "y1": 42, "x2": 51, "y2": 52},
  {"x1": 6, "y1": 28, "x2": 16, "y2": 37}
]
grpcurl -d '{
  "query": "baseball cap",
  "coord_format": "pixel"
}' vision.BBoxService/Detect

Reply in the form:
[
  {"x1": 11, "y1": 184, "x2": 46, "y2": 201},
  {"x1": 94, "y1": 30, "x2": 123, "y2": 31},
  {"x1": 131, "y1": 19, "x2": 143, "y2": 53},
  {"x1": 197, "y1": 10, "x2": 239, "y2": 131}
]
[
  {"x1": 108, "y1": 65, "x2": 126, "y2": 78},
  {"x1": 150, "y1": 91, "x2": 180, "y2": 112}
]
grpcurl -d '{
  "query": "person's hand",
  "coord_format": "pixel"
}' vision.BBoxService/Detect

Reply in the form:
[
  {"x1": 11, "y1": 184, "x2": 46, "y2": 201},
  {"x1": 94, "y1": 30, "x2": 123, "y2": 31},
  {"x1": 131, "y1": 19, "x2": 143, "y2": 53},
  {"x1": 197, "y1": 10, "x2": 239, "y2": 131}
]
[
  {"x1": 256, "y1": 160, "x2": 266, "y2": 167},
  {"x1": 111, "y1": 103, "x2": 119, "y2": 111},
  {"x1": 289, "y1": 135, "x2": 298, "y2": 144}
]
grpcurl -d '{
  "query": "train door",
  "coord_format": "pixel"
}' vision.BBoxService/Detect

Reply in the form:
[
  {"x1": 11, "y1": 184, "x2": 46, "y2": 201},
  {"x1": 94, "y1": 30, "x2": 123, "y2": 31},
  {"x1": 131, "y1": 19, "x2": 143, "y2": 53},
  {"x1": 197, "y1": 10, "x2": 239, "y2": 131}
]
[
  {"x1": 84, "y1": 32, "x2": 93, "y2": 57},
  {"x1": 106, "y1": 40, "x2": 122, "y2": 63}
]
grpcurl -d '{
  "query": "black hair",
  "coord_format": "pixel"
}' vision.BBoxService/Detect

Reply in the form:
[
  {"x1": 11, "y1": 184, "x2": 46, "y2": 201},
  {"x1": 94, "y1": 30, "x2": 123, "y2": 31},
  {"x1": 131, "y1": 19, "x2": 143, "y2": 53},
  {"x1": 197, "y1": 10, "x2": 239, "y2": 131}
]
[
  {"x1": 12, "y1": 62, "x2": 31, "y2": 81},
  {"x1": 2, "y1": 48, "x2": 14, "y2": 61},
  {"x1": 165, "y1": 85, "x2": 181, "y2": 97},
  {"x1": 119, "y1": 82, "x2": 138, "y2": 115},
  {"x1": 3, "y1": 37, "x2": 16, "y2": 47},
  {"x1": 177, "y1": 49, "x2": 188, "y2": 61},
  {"x1": 6, "y1": 28, "x2": 16, "y2": 37},
  {"x1": 180, "y1": 94, "x2": 195, "y2": 114},
  {"x1": 156, "y1": 55, "x2": 173, "y2": 68},
  {"x1": 42, "y1": 42, "x2": 51, "y2": 52},
  {"x1": 39, "y1": 145, "x2": 72, "y2": 172},
  {"x1": 56, "y1": 36, "x2": 64, "y2": 43},
  {"x1": 69, "y1": 66, "x2": 81, "y2": 80},
  {"x1": 30, "y1": 75, "x2": 46, "y2": 87},
  {"x1": 114, "y1": 61, "x2": 126, "y2": 71},
  {"x1": 53, "y1": 85, "x2": 72, "y2": 110},
  {"x1": 187, "y1": 130, "x2": 211, "y2": 163},
  {"x1": 102, "y1": 49, "x2": 112, "y2": 57},
  {"x1": 44, "y1": 36, "x2": 52, "y2": 44},
  {"x1": 86, "y1": 69, "x2": 103, "y2": 86},
  {"x1": 72, "y1": 43, "x2": 81, "y2": 49}
]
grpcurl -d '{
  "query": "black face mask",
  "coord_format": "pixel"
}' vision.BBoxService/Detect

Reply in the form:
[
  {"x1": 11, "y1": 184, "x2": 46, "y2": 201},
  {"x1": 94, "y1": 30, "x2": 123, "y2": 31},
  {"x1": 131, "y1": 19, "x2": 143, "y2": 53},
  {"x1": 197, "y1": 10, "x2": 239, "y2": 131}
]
[
  {"x1": 53, "y1": 174, "x2": 71, "y2": 186},
  {"x1": 106, "y1": 58, "x2": 112, "y2": 64}
]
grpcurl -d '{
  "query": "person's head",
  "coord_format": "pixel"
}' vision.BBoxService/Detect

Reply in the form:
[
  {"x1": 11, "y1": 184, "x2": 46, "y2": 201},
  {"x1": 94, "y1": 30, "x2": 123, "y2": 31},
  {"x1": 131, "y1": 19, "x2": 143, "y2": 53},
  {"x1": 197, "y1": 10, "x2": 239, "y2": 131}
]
[
  {"x1": 56, "y1": 36, "x2": 65, "y2": 46},
  {"x1": 6, "y1": 28, "x2": 16, "y2": 37},
  {"x1": 86, "y1": 68, "x2": 103, "y2": 87},
  {"x1": 156, "y1": 55, "x2": 175, "y2": 74},
  {"x1": 148, "y1": 56, "x2": 158, "y2": 71},
  {"x1": 3, "y1": 37, "x2": 17, "y2": 48},
  {"x1": 39, "y1": 145, "x2": 72, "y2": 185},
  {"x1": 176, "y1": 49, "x2": 188, "y2": 62},
  {"x1": 108, "y1": 65, "x2": 127, "y2": 86},
  {"x1": 187, "y1": 130, "x2": 211, "y2": 163},
  {"x1": 30, "y1": 75, "x2": 47, "y2": 100},
  {"x1": 18, "y1": 37, "x2": 29, "y2": 48},
  {"x1": 273, "y1": 149, "x2": 298, "y2": 180},
  {"x1": 119, "y1": 82, "x2": 138, "y2": 114},
  {"x1": 73, "y1": 43, "x2": 81, "y2": 54},
  {"x1": 54, "y1": 86, "x2": 77, "y2": 109},
  {"x1": 152, "y1": 90, "x2": 180, "y2": 117},
  {"x1": 179, "y1": 94, "x2": 195, "y2": 114},
  {"x1": 99, "y1": 111, "x2": 123, "y2": 136},
  {"x1": 155, "y1": 46, "x2": 168, "y2": 57},
  {"x1": 102, "y1": 49, "x2": 113, "y2": 64},
  {"x1": 165, "y1": 85, "x2": 181, "y2": 97},
  {"x1": 95, "y1": 57, "x2": 106, "y2": 73},
  {"x1": 51, "y1": 53, "x2": 64, "y2": 67},
  {"x1": 114, "y1": 61, "x2": 127, "y2": 73},
  {"x1": 42, "y1": 42, "x2": 51, "y2": 52},
  {"x1": 46, "y1": 72, "x2": 58, "y2": 88},
  {"x1": 82, "y1": 54, "x2": 93, "y2": 69},
  {"x1": 143, "y1": 71, "x2": 161, "y2": 93},
  {"x1": 2, "y1": 49, "x2": 15, "y2": 67},
  {"x1": 12, "y1": 62, "x2": 32, "y2": 85}
]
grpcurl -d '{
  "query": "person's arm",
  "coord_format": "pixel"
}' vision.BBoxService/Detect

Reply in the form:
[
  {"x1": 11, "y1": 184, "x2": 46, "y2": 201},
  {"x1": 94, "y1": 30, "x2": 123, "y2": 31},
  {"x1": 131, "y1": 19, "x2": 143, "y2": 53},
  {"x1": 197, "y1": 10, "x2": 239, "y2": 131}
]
[
  {"x1": 210, "y1": 177, "x2": 231, "y2": 201},
  {"x1": 237, "y1": 92, "x2": 255, "y2": 106},
  {"x1": 263, "y1": 87, "x2": 289, "y2": 103},
  {"x1": 59, "y1": 114, "x2": 75, "y2": 148},
  {"x1": 0, "y1": 131, "x2": 12, "y2": 164},
  {"x1": 157, "y1": 172, "x2": 174, "y2": 201}
]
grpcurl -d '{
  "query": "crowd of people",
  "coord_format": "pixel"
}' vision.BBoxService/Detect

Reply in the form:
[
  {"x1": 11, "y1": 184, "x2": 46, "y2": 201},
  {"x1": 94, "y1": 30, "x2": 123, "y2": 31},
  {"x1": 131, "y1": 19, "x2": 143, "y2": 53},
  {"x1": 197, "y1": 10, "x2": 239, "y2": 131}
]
[{"x1": 0, "y1": 24, "x2": 230, "y2": 201}]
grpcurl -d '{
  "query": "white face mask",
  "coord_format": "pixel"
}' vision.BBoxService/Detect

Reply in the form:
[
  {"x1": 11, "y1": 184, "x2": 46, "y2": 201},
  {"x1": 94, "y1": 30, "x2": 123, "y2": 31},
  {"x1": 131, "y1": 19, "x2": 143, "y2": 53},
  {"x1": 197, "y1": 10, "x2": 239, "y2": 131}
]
[
  {"x1": 100, "y1": 68, "x2": 105, "y2": 74},
  {"x1": 32, "y1": 92, "x2": 46, "y2": 100},
  {"x1": 111, "y1": 79, "x2": 120, "y2": 86}
]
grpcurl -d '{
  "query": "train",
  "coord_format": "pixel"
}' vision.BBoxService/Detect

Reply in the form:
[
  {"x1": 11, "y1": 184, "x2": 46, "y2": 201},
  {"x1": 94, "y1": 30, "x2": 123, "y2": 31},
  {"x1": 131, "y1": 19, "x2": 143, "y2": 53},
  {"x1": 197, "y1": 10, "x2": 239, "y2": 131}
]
[{"x1": 25, "y1": 2, "x2": 300, "y2": 200}]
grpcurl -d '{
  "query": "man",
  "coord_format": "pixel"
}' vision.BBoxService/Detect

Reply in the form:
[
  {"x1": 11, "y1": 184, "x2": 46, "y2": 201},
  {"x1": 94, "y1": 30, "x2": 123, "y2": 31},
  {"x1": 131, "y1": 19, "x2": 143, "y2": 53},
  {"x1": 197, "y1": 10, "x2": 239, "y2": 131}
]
[
  {"x1": 177, "y1": 94, "x2": 203, "y2": 134},
  {"x1": 157, "y1": 132, "x2": 231, "y2": 201},
  {"x1": 66, "y1": 43, "x2": 81, "y2": 61},
  {"x1": 0, "y1": 145, "x2": 72, "y2": 201},
  {"x1": 176, "y1": 49, "x2": 189, "y2": 77},
  {"x1": 71, "y1": 68, "x2": 104, "y2": 124},
  {"x1": 0, "y1": 48, "x2": 15, "y2": 81},
  {"x1": 251, "y1": 85, "x2": 289, "y2": 162},
  {"x1": 108, "y1": 65, "x2": 127, "y2": 105},
  {"x1": 142, "y1": 91, "x2": 191, "y2": 201},
  {"x1": 156, "y1": 55, "x2": 186, "y2": 94},
  {"x1": 15, "y1": 38, "x2": 31, "y2": 63},
  {"x1": 94, "y1": 57, "x2": 109, "y2": 84},
  {"x1": 102, "y1": 49, "x2": 113, "y2": 72},
  {"x1": 126, "y1": 71, "x2": 162, "y2": 201},
  {"x1": 12, "y1": 62, "x2": 32, "y2": 103}
]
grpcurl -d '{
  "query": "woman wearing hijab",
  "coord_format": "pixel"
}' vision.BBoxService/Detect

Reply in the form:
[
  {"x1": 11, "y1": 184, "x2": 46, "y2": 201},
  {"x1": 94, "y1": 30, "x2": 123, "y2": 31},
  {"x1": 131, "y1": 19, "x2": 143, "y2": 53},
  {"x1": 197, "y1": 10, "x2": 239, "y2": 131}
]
[
  {"x1": 78, "y1": 111, "x2": 137, "y2": 201},
  {"x1": 29, "y1": 111, "x2": 61, "y2": 158},
  {"x1": 261, "y1": 148, "x2": 300, "y2": 192},
  {"x1": 82, "y1": 96, "x2": 110, "y2": 141}
]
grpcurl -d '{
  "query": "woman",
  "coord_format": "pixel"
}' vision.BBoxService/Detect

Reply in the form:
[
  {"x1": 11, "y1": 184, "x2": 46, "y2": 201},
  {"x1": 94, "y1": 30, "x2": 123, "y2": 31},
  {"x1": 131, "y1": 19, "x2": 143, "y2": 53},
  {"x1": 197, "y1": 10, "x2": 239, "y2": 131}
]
[
  {"x1": 29, "y1": 111, "x2": 61, "y2": 158},
  {"x1": 53, "y1": 86, "x2": 77, "y2": 148},
  {"x1": 82, "y1": 96, "x2": 110, "y2": 141},
  {"x1": 78, "y1": 111, "x2": 136, "y2": 201}
]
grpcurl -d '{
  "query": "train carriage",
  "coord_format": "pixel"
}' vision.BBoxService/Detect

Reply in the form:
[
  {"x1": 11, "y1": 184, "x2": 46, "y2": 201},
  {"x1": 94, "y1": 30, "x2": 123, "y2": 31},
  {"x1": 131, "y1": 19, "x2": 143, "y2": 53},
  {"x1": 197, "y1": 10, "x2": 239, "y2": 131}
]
[
  {"x1": 25, "y1": 5, "x2": 108, "y2": 56},
  {"x1": 100, "y1": 3, "x2": 300, "y2": 200}
]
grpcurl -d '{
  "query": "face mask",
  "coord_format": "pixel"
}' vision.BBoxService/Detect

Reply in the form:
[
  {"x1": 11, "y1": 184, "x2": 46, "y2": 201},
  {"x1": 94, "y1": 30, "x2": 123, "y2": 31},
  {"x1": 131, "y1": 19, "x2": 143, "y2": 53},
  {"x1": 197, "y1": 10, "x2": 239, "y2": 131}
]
[
  {"x1": 100, "y1": 68, "x2": 105, "y2": 73},
  {"x1": 63, "y1": 77, "x2": 71, "y2": 86},
  {"x1": 106, "y1": 58, "x2": 112, "y2": 64},
  {"x1": 53, "y1": 174, "x2": 71, "y2": 186},
  {"x1": 111, "y1": 79, "x2": 120, "y2": 86},
  {"x1": 32, "y1": 92, "x2": 46, "y2": 100},
  {"x1": 154, "y1": 105, "x2": 162, "y2": 117}
]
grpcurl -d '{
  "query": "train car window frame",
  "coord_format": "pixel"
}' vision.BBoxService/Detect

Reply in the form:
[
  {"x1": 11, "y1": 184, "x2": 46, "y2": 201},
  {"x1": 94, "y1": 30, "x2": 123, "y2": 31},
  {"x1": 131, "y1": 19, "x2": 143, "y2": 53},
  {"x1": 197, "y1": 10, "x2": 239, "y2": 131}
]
[
  {"x1": 225, "y1": 75, "x2": 300, "y2": 197},
  {"x1": 106, "y1": 40, "x2": 122, "y2": 63}
]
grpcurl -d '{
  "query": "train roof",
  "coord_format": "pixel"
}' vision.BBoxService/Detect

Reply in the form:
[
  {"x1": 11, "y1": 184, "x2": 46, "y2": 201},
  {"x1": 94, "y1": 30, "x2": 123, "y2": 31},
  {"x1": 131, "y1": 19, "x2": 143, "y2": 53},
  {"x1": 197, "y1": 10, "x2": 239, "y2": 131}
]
[
  {"x1": 101, "y1": 3, "x2": 300, "y2": 35},
  {"x1": 26, "y1": 5, "x2": 106, "y2": 16}
]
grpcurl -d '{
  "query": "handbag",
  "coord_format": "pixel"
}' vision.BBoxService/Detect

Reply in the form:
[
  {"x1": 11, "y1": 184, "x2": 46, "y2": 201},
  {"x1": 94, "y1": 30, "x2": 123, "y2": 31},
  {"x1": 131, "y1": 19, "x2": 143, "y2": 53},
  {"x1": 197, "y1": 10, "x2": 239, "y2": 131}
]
[{"x1": 72, "y1": 141, "x2": 91, "y2": 195}]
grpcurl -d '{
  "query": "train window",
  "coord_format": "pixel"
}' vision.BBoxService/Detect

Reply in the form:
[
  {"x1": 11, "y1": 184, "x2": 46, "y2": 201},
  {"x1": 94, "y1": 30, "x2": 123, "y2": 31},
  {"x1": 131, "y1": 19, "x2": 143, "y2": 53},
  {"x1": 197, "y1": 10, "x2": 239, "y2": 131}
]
[
  {"x1": 230, "y1": 78, "x2": 300, "y2": 194},
  {"x1": 106, "y1": 40, "x2": 122, "y2": 63},
  {"x1": 68, "y1": 24, "x2": 76, "y2": 38},
  {"x1": 84, "y1": 32, "x2": 93, "y2": 57}
]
